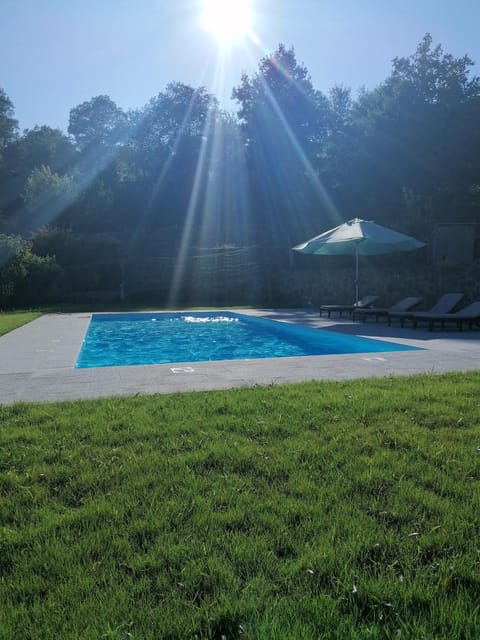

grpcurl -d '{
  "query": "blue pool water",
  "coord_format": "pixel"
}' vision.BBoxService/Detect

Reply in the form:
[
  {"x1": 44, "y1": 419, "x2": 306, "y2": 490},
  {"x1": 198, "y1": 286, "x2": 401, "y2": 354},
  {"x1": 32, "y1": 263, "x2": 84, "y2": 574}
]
[{"x1": 75, "y1": 312, "x2": 420, "y2": 369}]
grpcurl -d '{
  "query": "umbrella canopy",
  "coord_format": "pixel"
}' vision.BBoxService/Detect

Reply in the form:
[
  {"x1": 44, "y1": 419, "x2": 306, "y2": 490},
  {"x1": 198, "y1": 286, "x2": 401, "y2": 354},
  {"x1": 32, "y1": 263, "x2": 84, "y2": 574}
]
[{"x1": 292, "y1": 218, "x2": 426, "y2": 303}]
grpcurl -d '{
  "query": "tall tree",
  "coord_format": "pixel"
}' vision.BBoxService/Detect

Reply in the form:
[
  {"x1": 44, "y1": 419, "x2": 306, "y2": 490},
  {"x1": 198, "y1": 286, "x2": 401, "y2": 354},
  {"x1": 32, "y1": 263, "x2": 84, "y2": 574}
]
[
  {"x1": 391, "y1": 33, "x2": 480, "y2": 104},
  {"x1": 67, "y1": 96, "x2": 135, "y2": 235},
  {"x1": 232, "y1": 44, "x2": 331, "y2": 247},
  {"x1": 0, "y1": 89, "x2": 19, "y2": 227},
  {"x1": 8, "y1": 126, "x2": 76, "y2": 174},
  {"x1": 144, "y1": 83, "x2": 214, "y2": 138},
  {"x1": 349, "y1": 34, "x2": 480, "y2": 234},
  {"x1": 68, "y1": 95, "x2": 128, "y2": 150},
  {"x1": 0, "y1": 88, "x2": 18, "y2": 150},
  {"x1": 127, "y1": 83, "x2": 219, "y2": 238},
  {"x1": 0, "y1": 126, "x2": 76, "y2": 233},
  {"x1": 16, "y1": 165, "x2": 75, "y2": 234},
  {"x1": 322, "y1": 85, "x2": 355, "y2": 196}
]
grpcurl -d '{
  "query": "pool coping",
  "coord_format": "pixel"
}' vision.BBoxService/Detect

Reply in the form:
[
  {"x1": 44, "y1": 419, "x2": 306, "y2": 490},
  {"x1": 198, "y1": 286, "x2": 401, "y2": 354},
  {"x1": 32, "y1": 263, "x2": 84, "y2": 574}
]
[{"x1": 0, "y1": 308, "x2": 479, "y2": 404}]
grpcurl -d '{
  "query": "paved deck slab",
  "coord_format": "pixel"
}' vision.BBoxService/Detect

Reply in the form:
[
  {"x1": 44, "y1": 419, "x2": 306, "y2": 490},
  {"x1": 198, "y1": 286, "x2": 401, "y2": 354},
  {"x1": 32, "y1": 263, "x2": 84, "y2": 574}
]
[{"x1": 0, "y1": 309, "x2": 479, "y2": 404}]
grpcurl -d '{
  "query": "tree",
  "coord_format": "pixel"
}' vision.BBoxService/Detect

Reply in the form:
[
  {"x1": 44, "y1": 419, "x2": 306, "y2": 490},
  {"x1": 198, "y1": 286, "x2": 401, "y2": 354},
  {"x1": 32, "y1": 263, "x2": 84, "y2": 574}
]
[
  {"x1": 348, "y1": 34, "x2": 480, "y2": 233},
  {"x1": 126, "y1": 83, "x2": 219, "y2": 236},
  {"x1": 322, "y1": 85, "x2": 355, "y2": 193},
  {"x1": 233, "y1": 44, "x2": 326, "y2": 149},
  {"x1": 0, "y1": 233, "x2": 60, "y2": 308},
  {"x1": 0, "y1": 127, "x2": 76, "y2": 232},
  {"x1": 391, "y1": 33, "x2": 480, "y2": 105},
  {"x1": 19, "y1": 165, "x2": 75, "y2": 233},
  {"x1": 0, "y1": 232, "x2": 23, "y2": 269},
  {"x1": 23, "y1": 165, "x2": 74, "y2": 204},
  {"x1": 0, "y1": 89, "x2": 19, "y2": 227},
  {"x1": 134, "y1": 83, "x2": 217, "y2": 160},
  {"x1": 232, "y1": 44, "x2": 331, "y2": 247},
  {"x1": 7, "y1": 126, "x2": 75, "y2": 174},
  {"x1": 0, "y1": 88, "x2": 18, "y2": 150},
  {"x1": 66, "y1": 96, "x2": 137, "y2": 235},
  {"x1": 68, "y1": 95, "x2": 128, "y2": 150}
]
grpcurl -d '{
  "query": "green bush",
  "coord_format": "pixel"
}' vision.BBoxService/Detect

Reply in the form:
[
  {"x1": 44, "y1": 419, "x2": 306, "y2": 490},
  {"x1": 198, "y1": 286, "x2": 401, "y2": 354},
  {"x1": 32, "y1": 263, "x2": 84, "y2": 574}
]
[{"x1": 0, "y1": 233, "x2": 62, "y2": 308}]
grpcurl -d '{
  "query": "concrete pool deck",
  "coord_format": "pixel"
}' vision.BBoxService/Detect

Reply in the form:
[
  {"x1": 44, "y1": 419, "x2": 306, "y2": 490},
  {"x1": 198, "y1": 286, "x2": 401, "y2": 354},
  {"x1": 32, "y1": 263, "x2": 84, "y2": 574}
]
[{"x1": 0, "y1": 308, "x2": 479, "y2": 404}]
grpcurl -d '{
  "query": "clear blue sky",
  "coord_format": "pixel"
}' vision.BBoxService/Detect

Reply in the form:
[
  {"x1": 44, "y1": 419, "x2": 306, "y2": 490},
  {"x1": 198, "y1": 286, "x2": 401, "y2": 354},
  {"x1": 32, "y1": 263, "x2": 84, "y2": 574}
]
[{"x1": 1, "y1": 0, "x2": 479, "y2": 133}]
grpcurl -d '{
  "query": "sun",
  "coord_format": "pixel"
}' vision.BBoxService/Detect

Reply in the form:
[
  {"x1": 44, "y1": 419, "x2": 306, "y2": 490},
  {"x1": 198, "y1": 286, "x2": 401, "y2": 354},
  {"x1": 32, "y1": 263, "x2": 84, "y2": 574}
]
[{"x1": 201, "y1": 0, "x2": 253, "y2": 43}]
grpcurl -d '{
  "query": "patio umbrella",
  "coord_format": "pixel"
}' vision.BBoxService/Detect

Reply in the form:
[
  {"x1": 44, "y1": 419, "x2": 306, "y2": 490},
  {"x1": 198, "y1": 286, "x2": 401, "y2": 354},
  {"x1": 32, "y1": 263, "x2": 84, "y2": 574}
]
[{"x1": 292, "y1": 218, "x2": 426, "y2": 304}]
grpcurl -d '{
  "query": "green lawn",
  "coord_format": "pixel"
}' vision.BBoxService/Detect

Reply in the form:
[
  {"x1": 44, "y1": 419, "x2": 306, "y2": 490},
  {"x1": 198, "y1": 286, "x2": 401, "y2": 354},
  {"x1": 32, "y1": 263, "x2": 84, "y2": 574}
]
[
  {"x1": 1, "y1": 373, "x2": 480, "y2": 639},
  {"x1": 0, "y1": 311, "x2": 41, "y2": 336}
]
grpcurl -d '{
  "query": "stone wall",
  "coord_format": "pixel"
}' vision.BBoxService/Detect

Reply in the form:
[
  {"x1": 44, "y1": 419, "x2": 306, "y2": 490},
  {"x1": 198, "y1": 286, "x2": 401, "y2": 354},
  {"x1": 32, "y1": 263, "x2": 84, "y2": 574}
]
[
  {"x1": 271, "y1": 259, "x2": 480, "y2": 309},
  {"x1": 57, "y1": 246, "x2": 480, "y2": 310}
]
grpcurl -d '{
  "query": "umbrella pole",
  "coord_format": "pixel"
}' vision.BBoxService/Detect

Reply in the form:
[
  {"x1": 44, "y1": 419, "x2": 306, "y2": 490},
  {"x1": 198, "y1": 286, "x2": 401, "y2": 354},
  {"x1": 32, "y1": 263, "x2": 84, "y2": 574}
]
[{"x1": 355, "y1": 248, "x2": 359, "y2": 304}]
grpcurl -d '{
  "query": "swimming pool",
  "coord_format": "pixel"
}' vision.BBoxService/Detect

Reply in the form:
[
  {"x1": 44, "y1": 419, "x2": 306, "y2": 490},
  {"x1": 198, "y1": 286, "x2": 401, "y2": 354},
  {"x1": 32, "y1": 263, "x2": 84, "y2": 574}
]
[{"x1": 75, "y1": 312, "x2": 420, "y2": 368}]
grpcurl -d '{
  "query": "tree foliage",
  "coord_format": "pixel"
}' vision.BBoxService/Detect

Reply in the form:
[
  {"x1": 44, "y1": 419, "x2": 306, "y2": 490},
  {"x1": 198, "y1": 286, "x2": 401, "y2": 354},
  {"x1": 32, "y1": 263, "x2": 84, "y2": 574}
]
[
  {"x1": 232, "y1": 44, "x2": 332, "y2": 246},
  {"x1": 0, "y1": 234, "x2": 60, "y2": 307},
  {"x1": 0, "y1": 88, "x2": 18, "y2": 150},
  {"x1": 1, "y1": 34, "x2": 479, "y2": 306},
  {"x1": 0, "y1": 126, "x2": 76, "y2": 232},
  {"x1": 347, "y1": 34, "x2": 480, "y2": 231},
  {"x1": 391, "y1": 33, "x2": 480, "y2": 104},
  {"x1": 68, "y1": 95, "x2": 128, "y2": 150}
]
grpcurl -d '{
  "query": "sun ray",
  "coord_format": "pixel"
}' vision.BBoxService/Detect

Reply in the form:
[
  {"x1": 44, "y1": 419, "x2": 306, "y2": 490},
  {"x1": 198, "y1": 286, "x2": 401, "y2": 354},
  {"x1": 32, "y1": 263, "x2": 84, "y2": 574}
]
[
  {"x1": 167, "y1": 106, "x2": 216, "y2": 307},
  {"x1": 240, "y1": 44, "x2": 342, "y2": 229},
  {"x1": 125, "y1": 90, "x2": 209, "y2": 259}
]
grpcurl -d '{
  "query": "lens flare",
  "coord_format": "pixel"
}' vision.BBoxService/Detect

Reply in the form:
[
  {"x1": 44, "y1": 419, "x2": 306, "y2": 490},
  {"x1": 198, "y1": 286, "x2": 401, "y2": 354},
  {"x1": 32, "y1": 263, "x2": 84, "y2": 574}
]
[{"x1": 201, "y1": 0, "x2": 253, "y2": 43}]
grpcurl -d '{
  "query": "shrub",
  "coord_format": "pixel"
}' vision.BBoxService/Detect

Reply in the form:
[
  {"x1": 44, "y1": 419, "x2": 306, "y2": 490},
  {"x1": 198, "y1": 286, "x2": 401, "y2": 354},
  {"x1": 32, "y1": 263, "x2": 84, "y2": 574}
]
[{"x1": 0, "y1": 233, "x2": 62, "y2": 308}]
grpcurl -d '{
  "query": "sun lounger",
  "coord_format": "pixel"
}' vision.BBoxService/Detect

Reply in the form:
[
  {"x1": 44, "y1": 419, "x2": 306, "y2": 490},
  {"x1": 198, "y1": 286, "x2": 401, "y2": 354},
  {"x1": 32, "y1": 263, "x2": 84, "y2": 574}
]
[
  {"x1": 353, "y1": 297, "x2": 423, "y2": 322},
  {"x1": 413, "y1": 301, "x2": 480, "y2": 331},
  {"x1": 319, "y1": 295, "x2": 379, "y2": 318},
  {"x1": 388, "y1": 293, "x2": 464, "y2": 327}
]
